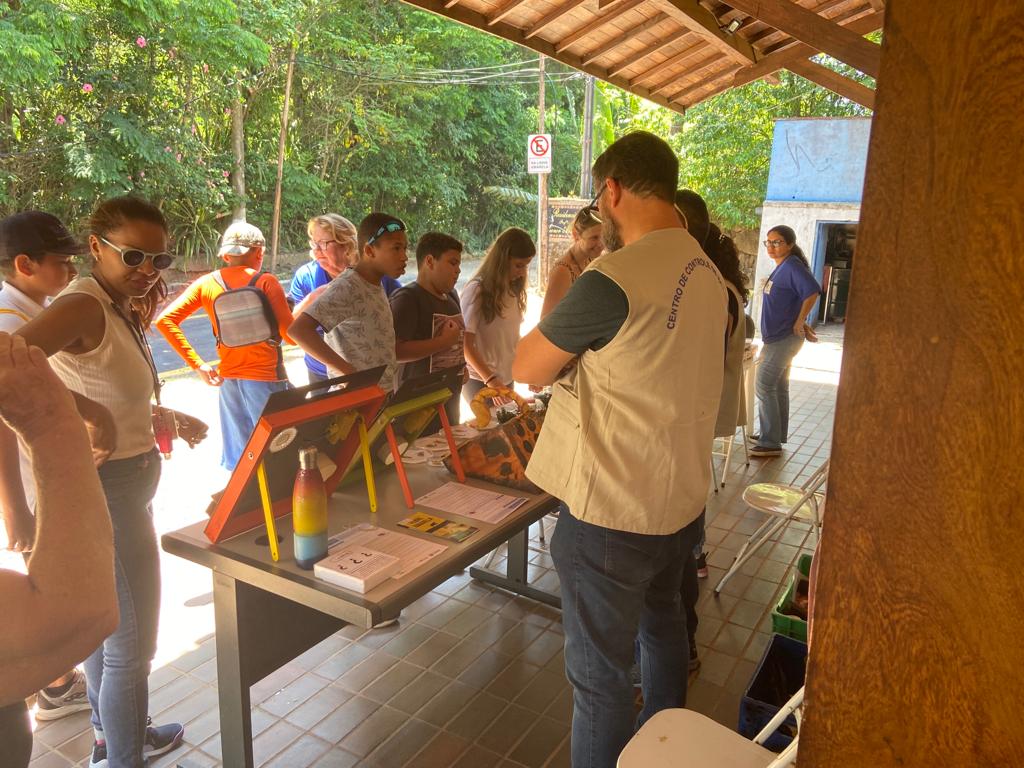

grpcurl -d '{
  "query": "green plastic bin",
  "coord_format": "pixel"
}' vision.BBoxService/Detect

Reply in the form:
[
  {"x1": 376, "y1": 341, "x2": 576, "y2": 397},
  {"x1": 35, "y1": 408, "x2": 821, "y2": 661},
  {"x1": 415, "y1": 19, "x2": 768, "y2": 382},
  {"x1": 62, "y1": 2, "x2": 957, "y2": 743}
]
[{"x1": 771, "y1": 554, "x2": 813, "y2": 641}]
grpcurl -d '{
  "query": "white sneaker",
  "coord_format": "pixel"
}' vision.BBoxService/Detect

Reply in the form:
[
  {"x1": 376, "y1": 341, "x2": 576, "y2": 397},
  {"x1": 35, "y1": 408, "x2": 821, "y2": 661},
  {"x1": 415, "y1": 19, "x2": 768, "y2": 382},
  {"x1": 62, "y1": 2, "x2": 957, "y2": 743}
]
[{"x1": 35, "y1": 669, "x2": 90, "y2": 721}]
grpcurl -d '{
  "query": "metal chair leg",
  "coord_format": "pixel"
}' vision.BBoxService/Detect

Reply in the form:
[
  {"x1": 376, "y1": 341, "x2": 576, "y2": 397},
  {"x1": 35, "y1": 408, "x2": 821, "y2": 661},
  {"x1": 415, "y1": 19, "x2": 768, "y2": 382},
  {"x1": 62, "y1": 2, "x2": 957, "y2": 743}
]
[
  {"x1": 721, "y1": 433, "x2": 735, "y2": 487},
  {"x1": 740, "y1": 424, "x2": 750, "y2": 466},
  {"x1": 709, "y1": 456, "x2": 719, "y2": 494}
]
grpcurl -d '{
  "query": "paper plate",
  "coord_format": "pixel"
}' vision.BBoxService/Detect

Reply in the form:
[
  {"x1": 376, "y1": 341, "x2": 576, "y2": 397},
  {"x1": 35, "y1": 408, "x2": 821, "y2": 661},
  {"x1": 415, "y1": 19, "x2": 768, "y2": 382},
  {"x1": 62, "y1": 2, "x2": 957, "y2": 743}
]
[{"x1": 401, "y1": 448, "x2": 431, "y2": 464}]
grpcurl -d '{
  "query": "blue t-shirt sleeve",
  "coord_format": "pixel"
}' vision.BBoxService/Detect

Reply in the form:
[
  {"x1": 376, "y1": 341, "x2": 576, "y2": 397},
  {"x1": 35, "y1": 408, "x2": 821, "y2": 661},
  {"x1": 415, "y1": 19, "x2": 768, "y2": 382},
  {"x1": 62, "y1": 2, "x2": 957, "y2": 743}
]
[
  {"x1": 787, "y1": 259, "x2": 822, "y2": 300},
  {"x1": 289, "y1": 265, "x2": 311, "y2": 304},
  {"x1": 381, "y1": 276, "x2": 402, "y2": 297}
]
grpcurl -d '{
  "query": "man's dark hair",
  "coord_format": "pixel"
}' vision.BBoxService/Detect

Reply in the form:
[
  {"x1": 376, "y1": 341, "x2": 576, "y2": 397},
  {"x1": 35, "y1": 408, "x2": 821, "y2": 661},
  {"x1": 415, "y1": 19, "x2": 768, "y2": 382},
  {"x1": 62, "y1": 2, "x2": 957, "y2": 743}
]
[
  {"x1": 675, "y1": 189, "x2": 711, "y2": 246},
  {"x1": 357, "y1": 212, "x2": 406, "y2": 258},
  {"x1": 592, "y1": 131, "x2": 678, "y2": 203},
  {"x1": 415, "y1": 232, "x2": 463, "y2": 266}
]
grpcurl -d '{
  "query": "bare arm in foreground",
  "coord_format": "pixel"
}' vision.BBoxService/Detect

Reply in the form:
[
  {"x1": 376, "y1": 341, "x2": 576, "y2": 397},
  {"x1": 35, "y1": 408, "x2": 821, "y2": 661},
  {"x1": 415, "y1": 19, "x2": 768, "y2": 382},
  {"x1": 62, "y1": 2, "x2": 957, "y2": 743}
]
[{"x1": 0, "y1": 333, "x2": 117, "y2": 704}]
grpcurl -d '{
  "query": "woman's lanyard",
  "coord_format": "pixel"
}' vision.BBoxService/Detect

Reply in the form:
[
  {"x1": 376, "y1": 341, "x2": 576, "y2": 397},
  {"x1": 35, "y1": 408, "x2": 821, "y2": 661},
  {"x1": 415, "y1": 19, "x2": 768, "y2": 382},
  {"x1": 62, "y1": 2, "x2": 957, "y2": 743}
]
[{"x1": 93, "y1": 277, "x2": 163, "y2": 405}]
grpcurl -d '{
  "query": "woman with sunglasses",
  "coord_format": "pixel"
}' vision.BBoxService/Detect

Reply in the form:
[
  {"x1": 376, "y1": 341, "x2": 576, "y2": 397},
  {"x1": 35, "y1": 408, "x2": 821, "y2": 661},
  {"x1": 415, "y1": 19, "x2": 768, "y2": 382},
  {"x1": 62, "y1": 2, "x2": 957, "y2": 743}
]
[
  {"x1": 11, "y1": 196, "x2": 207, "y2": 767},
  {"x1": 460, "y1": 227, "x2": 535, "y2": 404},
  {"x1": 540, "y1": 206, "x2": 603, "y2": 320},
  {"x1": 751, "y1": 225, "x2": 821, "y2": 458}
]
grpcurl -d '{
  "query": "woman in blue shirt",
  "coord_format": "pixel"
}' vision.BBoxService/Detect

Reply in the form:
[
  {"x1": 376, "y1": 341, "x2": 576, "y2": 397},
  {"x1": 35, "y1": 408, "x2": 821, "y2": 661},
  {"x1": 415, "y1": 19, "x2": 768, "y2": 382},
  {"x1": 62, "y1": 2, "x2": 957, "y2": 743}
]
[{"x1": 752, "y1": 225, "x2": 821, "y2": 458}]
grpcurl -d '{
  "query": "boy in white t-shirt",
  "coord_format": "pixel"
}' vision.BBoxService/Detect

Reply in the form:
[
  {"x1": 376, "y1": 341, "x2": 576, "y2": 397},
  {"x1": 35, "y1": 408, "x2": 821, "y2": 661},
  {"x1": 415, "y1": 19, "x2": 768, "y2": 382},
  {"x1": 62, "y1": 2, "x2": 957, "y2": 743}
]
[{"x1": 0, "y1": 211, "x2": 92, "y2": 721}]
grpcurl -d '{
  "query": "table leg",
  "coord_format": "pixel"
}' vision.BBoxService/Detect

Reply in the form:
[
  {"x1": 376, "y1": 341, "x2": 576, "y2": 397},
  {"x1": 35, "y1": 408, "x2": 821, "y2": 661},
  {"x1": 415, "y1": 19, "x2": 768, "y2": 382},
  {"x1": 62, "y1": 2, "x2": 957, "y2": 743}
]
[
  {"x1": 213, "y1": 572, "x2": 255, "y2": 768},
  {"x1": 469, "y1": 525, "x2": 562, "y2": 609},
  {"x1": 212, "y1": 572, "x2": 347, "y2": 767}
]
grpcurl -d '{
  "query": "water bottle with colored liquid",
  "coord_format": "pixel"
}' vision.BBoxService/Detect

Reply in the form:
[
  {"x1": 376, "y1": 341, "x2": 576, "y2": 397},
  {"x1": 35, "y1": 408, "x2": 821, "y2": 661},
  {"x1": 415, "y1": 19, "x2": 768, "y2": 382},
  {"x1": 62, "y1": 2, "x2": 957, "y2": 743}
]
[{"x1": 293, "y1": 447, "x2": 328, "y2": 569}]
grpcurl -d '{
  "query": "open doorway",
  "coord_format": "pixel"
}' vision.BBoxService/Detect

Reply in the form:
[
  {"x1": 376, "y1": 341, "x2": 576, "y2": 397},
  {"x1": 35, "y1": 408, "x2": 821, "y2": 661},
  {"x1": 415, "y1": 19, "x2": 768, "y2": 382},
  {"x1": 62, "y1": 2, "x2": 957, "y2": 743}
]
[{"x1": 817, "y1": 222, "x2": 857, "y2": 324}]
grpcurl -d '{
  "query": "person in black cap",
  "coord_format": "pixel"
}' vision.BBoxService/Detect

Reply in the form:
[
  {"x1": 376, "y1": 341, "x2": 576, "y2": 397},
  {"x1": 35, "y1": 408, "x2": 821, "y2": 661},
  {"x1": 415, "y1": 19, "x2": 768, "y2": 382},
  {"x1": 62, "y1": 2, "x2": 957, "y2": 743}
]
[{"x1": 0, "y1": 212, "x2": 97, "y2": 723}]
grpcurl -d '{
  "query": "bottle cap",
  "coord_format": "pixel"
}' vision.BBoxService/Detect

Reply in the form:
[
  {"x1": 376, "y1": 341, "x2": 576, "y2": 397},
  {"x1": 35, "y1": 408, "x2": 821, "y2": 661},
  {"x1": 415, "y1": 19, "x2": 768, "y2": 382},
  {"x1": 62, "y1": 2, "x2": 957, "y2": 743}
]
[{"x1": 298, "y1": 446, "x2": 319, "y2": 470}]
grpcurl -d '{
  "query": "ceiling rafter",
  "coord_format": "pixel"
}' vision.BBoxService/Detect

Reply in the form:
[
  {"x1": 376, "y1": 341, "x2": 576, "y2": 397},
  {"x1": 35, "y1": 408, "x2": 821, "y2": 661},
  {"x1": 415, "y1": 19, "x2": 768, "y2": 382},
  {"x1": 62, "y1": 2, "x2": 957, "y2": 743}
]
[
  {"x1": 555, "y1": 0, "x2": 649, "y2": 54},
  {"x1": 606, "y1": 29, "x2": 693, "y2": 77},
  {"x1": 787, "y1": 58, "x2": 875, "y2": 108},
  {"x1": 631, "y1": 39, "x2": 709, "y2": 88},
  {"x1": 524, "y1": 0, "x2": 590, "y2": 39},
  {"x1": 721, "y1": 0, "x2": 881, "y2": 77},
  {"x1": 486, "y1": 0, "x2": 534, "y2": 27},
  {"x1": 658, "y1": 0, "x2": 758, "y2": 65},
  {"x1": 579, "y1": 12, "x2": 671, "y2": 64}
]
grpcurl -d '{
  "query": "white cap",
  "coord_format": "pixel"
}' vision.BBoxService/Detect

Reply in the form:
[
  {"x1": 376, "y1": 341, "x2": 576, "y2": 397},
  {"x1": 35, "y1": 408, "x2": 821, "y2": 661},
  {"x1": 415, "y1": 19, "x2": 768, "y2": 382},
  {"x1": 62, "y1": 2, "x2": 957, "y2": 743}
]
[{"x1": 218, "y1": 221, "x2": 265, "y2": 257}]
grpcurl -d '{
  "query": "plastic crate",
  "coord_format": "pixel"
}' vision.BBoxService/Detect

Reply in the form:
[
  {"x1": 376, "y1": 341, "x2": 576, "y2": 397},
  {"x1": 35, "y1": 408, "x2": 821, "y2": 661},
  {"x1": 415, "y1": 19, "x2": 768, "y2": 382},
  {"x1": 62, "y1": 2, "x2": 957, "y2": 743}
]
[
  {"x1": 738, "y1": 633, "x2": 808, "y2": 751},
  {"x1": 771, "y1": 553, "x2": 813, "y2": 642}
]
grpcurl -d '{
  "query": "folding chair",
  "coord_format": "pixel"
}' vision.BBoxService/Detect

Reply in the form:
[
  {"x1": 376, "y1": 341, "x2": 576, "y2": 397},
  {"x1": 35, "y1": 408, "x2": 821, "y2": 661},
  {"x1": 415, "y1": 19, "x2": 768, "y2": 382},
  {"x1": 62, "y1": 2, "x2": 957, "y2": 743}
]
[
  {"x1": 712, "y1": 423, "x2": 751, "y2": 488},
  {"x1": 715, "y1": 460, "x2": 828, "y2": 594},
  {"x1": 617, "y1": 687, "x2": 804, "y2": 768}
]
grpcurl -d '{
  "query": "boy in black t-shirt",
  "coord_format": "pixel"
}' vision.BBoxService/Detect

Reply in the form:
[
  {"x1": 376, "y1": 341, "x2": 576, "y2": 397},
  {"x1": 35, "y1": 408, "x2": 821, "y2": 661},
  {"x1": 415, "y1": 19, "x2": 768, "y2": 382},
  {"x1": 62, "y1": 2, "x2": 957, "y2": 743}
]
[{"x1": 390, "y1": 232, "x2": 466, "y2": 427}]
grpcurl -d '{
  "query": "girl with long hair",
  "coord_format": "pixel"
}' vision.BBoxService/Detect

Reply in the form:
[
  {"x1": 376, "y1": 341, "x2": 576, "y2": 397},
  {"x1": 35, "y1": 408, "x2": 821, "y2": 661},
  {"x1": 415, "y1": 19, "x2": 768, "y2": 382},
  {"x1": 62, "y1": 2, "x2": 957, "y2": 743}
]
[
  {"x1": 460, "y1": 227, "x2": 535, "y2": 402},
  {"x1": 9, "y1": 196, "x2": 207, "y2": 766},
  {"x1": 752, "y1": 224, "x2": 821, "y2": 458},
  {"x1": 540, "y1": 207, "x2": 602, "y2": 319}
]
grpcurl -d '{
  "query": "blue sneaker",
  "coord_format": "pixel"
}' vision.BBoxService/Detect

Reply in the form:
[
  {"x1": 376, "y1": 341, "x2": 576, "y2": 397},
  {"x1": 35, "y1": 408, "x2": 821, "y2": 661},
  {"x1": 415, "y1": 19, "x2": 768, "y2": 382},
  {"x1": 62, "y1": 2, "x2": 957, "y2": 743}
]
[{"x1": 143, "y1": 719, "x2": 185, "y2": 760}]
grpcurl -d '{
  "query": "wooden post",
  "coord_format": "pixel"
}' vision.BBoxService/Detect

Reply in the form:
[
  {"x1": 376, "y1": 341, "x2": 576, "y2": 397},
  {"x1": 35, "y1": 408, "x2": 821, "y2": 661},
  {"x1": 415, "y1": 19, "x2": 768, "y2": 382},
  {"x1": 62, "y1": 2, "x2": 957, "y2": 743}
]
[
  {"x1": 270, "y1": 42, "x2": 297, "y2": 273},
  {"x1": 536, "y1": 55, "x2": 549, "y2": 291},
  {"x1": 801, "y1": 1, "x2": 1024, "y2": 765}
]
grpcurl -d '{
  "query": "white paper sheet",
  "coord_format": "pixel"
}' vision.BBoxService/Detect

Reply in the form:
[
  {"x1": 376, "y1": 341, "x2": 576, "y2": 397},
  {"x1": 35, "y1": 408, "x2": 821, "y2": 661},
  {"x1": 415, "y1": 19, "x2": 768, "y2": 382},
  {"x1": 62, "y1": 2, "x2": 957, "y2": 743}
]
[
  {"x1": 327, "y1": 524, "x2": 447, "y2": 578},
  {"x1": 415, "y1": 482, "x2": 528, "y2": 524}
]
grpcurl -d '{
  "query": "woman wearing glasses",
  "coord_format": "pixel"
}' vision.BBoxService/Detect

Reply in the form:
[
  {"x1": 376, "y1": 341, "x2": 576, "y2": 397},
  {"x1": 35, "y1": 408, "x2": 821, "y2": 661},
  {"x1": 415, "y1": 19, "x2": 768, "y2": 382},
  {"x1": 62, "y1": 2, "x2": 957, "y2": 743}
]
[
  {"x1": 9, "y1": 196, "x2": 207, "y2": 766},
  {"x1": 290, "y1": 213, "x2": 401, "y2": 385},
  {"x1": 751, "y1": 225, "x2": 821, "y2": 458},
  {"x1": 540, "y1": 207, "x2": 603, "y2": 319}
]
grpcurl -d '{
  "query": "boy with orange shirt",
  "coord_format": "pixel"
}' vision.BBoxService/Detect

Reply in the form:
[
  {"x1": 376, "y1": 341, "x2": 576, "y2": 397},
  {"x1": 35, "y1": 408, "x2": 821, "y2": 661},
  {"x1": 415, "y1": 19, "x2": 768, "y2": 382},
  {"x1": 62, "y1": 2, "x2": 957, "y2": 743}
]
[{"x1": 156, "y1": 222, "x2": 292, "y2": 469}]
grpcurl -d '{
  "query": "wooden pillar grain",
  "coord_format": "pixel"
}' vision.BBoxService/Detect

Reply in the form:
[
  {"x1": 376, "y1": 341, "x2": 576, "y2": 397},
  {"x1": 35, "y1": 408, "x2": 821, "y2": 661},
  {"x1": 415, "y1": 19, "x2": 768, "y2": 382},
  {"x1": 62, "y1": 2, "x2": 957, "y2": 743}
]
[{"x1": 801, "y1": 1, "x2": 1024, "y2": 765}]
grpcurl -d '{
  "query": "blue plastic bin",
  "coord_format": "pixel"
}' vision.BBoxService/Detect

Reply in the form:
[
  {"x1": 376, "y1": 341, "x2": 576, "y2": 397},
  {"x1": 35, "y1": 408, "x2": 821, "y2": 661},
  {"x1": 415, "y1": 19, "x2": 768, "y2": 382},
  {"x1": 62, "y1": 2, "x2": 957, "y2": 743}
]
[{"x1": 737, "y1": 633, "x2": 807, "y2": 751}]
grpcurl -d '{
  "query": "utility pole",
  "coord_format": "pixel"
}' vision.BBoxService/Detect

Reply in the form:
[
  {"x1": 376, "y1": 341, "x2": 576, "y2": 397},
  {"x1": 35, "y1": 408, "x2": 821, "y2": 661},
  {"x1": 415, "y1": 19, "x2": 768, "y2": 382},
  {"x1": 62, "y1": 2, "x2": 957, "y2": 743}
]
[
  {"x1": 270, "y1": 41, "x2": 297, "y2": 273},
  {"x1": 536, "y1": 55, "x2": 549, "y2": 289},
  {"x1": 579, "y1": 75, "x2": 595, "y2": 197}
]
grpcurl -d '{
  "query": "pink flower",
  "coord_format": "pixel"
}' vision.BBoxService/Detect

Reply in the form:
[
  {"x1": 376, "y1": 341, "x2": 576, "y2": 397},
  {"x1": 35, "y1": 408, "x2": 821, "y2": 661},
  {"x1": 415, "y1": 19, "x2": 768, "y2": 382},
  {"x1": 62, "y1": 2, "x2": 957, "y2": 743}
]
[
  {"x1": 82, "y1": 83, "x2": 93, "y2": 93},
  {"x1": 202, "y1": 63, "x2": 209, "y2": 74},
  {"x1": 136, "y1": 36, "x2": 147, "y2": 48},
  {"x1": 175, "y1": 153, "x2": 182, "y2": 162},
  {"x1": 222, "y1": 171, "x2": 230, "y2": 178},
  {"x1": 164, "y1": 145, "x2": 172, "y2": 152},
  {"x1": 55, "y1": 115, "x2": 66, "y2": 125},
  {"x1": 191, "y1": 124, "x2": 198, "y2": 135},
  {"x1": 224, "y1": 108, "x2": 231, "y2": 116},
  {"x1": 139, "y1": 171, "x2": 145, "y2": 179}
]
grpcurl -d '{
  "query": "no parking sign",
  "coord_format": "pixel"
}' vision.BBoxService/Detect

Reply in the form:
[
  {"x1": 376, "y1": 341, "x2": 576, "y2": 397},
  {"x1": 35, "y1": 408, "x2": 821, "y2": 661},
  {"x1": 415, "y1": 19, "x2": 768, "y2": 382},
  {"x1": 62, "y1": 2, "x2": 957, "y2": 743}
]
[{"x1": 528, "y1": 133, "x2": 552, "y2": 174}]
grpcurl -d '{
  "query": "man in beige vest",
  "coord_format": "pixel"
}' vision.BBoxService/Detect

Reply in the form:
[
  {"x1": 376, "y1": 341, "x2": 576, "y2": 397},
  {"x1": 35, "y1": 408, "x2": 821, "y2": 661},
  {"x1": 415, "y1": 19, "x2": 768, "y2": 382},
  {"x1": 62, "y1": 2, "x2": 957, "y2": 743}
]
[{"x1": 513, "y1": 131, "x2": 727, "y2": 768}]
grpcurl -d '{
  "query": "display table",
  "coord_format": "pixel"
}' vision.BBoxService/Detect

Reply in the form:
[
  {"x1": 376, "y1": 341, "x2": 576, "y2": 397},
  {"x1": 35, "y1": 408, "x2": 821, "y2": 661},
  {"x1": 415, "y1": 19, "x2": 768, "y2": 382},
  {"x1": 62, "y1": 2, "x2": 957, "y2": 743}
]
[{"x1": 162, "y1": 463, "x2": 559, "y2": 768}]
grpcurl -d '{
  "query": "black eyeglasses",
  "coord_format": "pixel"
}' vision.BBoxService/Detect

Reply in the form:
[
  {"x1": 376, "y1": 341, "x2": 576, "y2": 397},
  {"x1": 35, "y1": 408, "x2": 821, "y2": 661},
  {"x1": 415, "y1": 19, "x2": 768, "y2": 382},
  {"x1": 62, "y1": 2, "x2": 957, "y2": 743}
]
[
  {"x1": 99, "y1": 236, "x2": 174, "y2": 271},
  {"x1": 585, "y1": 183, "x2": 606, "y2": 223},
  {"x1": 366, "y1": 221, "x2": 405, "y2": 247},
  {"x1": 763, "y1": 239, "x2": 786, "y2": 248}
]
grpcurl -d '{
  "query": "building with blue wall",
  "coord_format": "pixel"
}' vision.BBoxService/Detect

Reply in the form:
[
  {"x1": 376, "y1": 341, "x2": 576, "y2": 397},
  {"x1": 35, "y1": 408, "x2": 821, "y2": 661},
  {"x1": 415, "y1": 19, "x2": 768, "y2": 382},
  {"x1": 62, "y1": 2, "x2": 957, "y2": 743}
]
[{"x1": 753, "y1": 117, "x2": 871, "y2": 325}]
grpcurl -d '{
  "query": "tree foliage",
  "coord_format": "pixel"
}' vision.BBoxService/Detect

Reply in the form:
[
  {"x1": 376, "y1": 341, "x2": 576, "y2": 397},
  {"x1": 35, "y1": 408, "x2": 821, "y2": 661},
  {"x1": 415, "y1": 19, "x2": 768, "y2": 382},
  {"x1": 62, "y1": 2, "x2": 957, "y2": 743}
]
[{"x1": 0, "y1": 0, "x2": 873, "y2": 263}]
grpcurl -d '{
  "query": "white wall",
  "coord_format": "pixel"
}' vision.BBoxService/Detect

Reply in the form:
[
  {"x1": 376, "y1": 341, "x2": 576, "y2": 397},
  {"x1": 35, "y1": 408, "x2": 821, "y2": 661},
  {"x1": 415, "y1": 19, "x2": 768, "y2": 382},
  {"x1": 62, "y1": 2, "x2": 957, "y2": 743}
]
[{"x1": 750, "y1": 200, "x2": 861, "y2": 327}]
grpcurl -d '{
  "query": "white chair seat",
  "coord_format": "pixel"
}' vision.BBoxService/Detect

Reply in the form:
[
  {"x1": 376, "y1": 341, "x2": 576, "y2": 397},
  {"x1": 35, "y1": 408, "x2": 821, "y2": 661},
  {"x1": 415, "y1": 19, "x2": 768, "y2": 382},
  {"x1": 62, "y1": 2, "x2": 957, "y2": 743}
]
[
  {"x1": 742, "y1": 483, "x2": 823, "y2": 520},
  {"x1": 617, "y1": 709, "x2": 776, "y2": 768}
]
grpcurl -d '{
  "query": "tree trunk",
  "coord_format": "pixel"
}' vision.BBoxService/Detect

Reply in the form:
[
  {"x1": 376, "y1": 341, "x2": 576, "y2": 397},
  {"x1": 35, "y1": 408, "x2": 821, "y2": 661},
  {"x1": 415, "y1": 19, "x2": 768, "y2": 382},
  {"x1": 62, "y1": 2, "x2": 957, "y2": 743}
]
[
  {"x1": 270, "y1": 42, "x2": 298, "y2": 272},
  {"x1": 230, "y1": 87, "x2": 247, "y2": 221}
]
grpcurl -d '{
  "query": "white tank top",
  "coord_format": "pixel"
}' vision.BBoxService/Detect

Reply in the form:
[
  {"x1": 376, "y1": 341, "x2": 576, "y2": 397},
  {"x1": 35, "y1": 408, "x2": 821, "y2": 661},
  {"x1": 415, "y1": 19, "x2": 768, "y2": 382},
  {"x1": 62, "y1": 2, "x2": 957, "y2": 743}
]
[{"x1": 50, "y1": 276, "x2": 156, "y2": 460}]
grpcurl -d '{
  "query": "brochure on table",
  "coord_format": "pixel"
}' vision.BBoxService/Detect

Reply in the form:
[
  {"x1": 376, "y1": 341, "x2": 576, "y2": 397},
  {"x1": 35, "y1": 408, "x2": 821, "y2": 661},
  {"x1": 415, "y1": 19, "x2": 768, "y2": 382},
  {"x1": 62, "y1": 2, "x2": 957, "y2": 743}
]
[{"x1": 203, "y1": 367, "x2": 389, "y2": 544}]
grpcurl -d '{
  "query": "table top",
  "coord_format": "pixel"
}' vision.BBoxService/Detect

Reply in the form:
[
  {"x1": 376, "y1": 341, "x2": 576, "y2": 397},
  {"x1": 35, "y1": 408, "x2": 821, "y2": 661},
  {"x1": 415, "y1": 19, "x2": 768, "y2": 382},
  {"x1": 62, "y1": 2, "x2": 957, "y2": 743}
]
[{"x1": 162, "y1": 464, "x2": 558, "y2": 628}]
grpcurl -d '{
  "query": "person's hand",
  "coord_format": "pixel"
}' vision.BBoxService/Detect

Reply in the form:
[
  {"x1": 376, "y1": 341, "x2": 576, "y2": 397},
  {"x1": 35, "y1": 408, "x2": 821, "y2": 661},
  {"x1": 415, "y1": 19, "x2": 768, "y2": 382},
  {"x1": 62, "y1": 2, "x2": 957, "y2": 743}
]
[
  {"x1": 0, "y1": 333, "x2": 77, "y2": 440},
  {"x1": 793, "y1": 319, "x2": 805, "y2": 338},
  {"x1": 436, "y1": 320, "x2": 461, "y2": 348},
  {"x1": 174, "y1": 411, "x2": 209, "y2": 448},
  {"x1": 198, "y1": 363, "x2": 223, "y2": 387},
  {"x1": 528, "y1": 384, "x2": 544, "y2": 394},
  {"x1": 3, "y1": 506, "x2": 35, "y2": 552},
  {"x1": 803, "y1": 323, "x2": 818, "y2": 343}
]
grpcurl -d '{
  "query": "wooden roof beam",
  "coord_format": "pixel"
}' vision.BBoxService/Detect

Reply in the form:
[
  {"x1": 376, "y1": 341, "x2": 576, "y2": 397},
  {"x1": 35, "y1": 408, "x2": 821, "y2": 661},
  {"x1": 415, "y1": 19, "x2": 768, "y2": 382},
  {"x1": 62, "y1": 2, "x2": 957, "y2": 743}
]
[
  {"x1": 401, "y1": 0, "x2": 689, "y2": 115},
  {"x1": 668, "y1": 65, "x2": 737, "y2": 104},
  {"x1": 556, "y1": 0, "x2": 649, "y2": 54},
  {"x1": 629, "y1": 39, "x2": 708, "y2": 87},
  {"x1": 658, "y1": 0, "x2": 758, "y2": 64},
  {"x1": 722, "y1": 0, "x2": 881, "y2": 77},
  {"x1": 651, "y1": 52, "x2": 727, "y2": 96},
  {"x1": 606, "y1": 29, "x2": 691, "y2": 77},
  {"x1": 787, "y1": 58, "x2": 875, "y2": 109},
  {"x1": 486, "y1": 0, "x2": 534, "y2": 27},
  {"x1": 579, "y1": 11, "x2": 671, "y2": 64},
  {"x1": 732, "y1": 10, "x2": 883, "y2": 88},
  {"x1": 524, "y1": 0, "x2": 589, "y2": 39}
]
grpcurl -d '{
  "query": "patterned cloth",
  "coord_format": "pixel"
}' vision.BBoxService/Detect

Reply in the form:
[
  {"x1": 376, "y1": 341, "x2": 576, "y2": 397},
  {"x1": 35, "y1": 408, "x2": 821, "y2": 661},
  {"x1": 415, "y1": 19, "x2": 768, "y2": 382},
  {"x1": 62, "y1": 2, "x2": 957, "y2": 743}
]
[{"x1": 306, "y1": 268, "x2": 398, "y2": 391}]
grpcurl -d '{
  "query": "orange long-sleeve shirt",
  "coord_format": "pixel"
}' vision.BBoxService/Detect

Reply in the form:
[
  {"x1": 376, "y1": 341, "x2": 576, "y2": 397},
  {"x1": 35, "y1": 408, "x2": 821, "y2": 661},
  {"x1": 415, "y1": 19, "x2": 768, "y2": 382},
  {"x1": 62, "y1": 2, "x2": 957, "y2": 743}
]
[{"x1": 156, "y1": 266, "x2": 293, "y2": 382}]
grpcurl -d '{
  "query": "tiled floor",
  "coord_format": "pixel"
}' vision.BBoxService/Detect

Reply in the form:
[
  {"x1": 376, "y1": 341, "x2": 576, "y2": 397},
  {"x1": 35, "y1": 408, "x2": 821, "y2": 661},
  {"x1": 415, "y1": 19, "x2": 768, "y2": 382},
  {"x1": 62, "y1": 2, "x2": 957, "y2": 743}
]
[{"x1": 27, "y1": 342, "x2": 838, "y2": 768}]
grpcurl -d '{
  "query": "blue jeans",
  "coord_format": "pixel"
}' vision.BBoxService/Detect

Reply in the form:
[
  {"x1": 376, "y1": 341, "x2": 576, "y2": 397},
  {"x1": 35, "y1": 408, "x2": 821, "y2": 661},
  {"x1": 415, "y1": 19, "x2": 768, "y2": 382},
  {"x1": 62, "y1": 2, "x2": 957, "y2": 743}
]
[
  {"x1": 552, "y1": 507, "x2": 701, "y2": 768},
  {"x1": 85, "y1": 449, "x2": 162, "y2": 768},
  {"x1": 219, "y1": 377, "x2": 291, "y2": 469},
  {"x1": 755, "y1": 335, "x2": 804, "y2": 449}
]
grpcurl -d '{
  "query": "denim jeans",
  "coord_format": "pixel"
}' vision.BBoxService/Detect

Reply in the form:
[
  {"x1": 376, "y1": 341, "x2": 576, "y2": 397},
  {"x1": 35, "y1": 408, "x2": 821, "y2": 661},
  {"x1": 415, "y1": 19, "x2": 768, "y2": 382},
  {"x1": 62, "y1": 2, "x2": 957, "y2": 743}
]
[
  {"x1": 755, "y1": 334, "x2": 804, "y2": 449},
  {"x1": 85, "y1": 448, "x2": 161, "y2": 768},
  {"x1": 219, "y1": 377, "x2": 291, "y2": 470},
  {"x1": 0, "y1": 701, "x2": 32, "y2": 768},
  {"x1": 551, "y1": 507, "x2": 701, "y2": 768}
]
